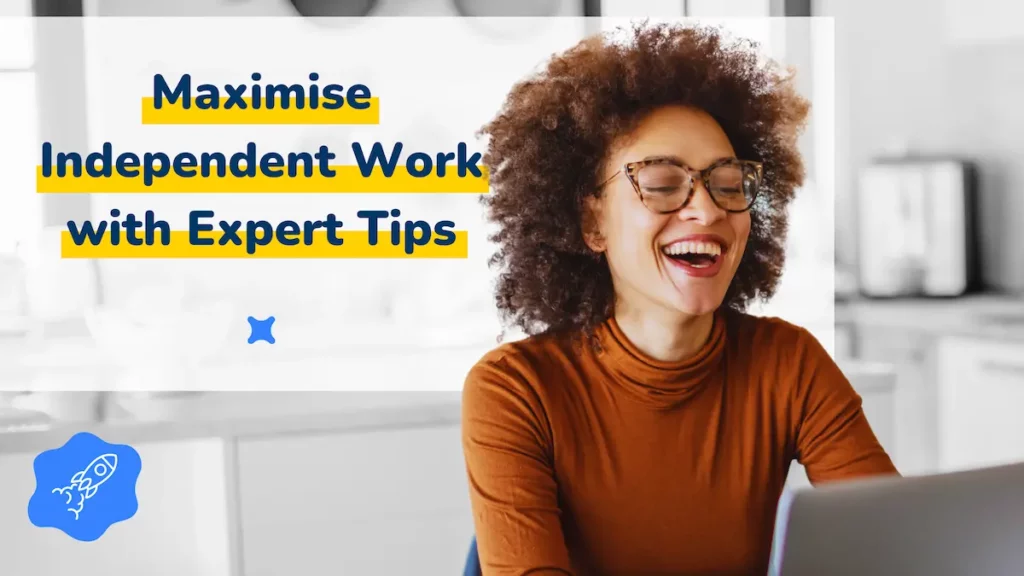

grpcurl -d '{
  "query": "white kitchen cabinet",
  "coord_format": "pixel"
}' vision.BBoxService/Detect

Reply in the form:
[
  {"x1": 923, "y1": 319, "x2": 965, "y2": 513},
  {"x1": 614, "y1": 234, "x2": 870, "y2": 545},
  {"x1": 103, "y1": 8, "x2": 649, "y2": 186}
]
[
  {"x1": 855, "y1": 325, "x2": 939, "y2": 476},
  {"x1": 938, "y1": 336, "x2": 1024, "y2": 472},
  {"x1": 851, "y1": 364, "x2": 898, "y2": 458},
  {"x1": 236, "y1": 424, "x2": 473, "y2": 576},
  {"x1": 1, "y1": 439, "x2": 232, "y2": 576}
]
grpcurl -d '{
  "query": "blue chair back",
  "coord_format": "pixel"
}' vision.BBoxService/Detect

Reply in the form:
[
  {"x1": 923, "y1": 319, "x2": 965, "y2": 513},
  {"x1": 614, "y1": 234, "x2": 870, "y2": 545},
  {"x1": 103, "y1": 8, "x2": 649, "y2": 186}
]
[{"x1": 464, "y1": 535, "x2": 482, "y2": 576}]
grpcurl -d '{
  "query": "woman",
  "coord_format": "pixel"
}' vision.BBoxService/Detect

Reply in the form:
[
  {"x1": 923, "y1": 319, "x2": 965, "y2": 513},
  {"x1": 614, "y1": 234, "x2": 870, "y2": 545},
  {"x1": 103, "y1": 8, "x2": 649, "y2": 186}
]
[{"x1": 462, "y1": 21, "x2": 898, "y2": 575}]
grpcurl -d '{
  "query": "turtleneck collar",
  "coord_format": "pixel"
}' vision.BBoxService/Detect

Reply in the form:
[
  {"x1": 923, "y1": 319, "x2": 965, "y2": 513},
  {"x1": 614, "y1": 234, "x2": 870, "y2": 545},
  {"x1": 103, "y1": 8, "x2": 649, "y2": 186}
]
[{"x1": 593, "y1": 309, "x2": 728, "y2": 409}]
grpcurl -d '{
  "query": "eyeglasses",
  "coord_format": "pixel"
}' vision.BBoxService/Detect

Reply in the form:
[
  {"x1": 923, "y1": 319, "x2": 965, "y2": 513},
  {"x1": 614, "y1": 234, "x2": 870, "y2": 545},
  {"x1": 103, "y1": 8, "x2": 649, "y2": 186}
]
[{"x1": 600, "y1": 156, "x2": 764, "y2": 214}]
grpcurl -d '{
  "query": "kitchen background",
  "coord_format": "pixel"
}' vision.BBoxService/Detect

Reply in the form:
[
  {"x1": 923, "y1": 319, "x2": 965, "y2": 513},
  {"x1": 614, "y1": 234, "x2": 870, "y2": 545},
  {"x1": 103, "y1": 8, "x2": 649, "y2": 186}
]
[{"x1": 0, "y1": 0, "x2": 1021, "y2": 575}]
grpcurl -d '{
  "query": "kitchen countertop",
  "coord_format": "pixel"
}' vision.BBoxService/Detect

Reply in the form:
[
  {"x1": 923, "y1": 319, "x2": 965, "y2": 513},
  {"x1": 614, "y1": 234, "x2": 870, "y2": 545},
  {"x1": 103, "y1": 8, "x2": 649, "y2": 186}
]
[
  {"x1": 836, "y1": 293, "x2": 1024, "y2": 342},
  {"x1": 8, "y1": 294, "x2": 1015, "y2": 455},
  {"x1": 0, "y1": 391, "x2": 463, "y2": 454},
  {"x1": 0, "y1": 335, "x2": 497, "y2": 391},
  {"x1": 0, "y1": 359, "x2": 896, "y2": 454},
  {"x1": 0, "y1": 321, "x2": 502, "y2": 452}
]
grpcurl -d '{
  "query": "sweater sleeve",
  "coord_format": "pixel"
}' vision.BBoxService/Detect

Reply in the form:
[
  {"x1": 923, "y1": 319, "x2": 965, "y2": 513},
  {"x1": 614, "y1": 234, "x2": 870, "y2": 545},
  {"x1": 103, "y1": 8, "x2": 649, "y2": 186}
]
[
  {"x1": 461, "y1": 354, "x2": 574, "y2": 576},
  {"x1": 788, "y1": 328, "x2": 900, "y2": 484}
]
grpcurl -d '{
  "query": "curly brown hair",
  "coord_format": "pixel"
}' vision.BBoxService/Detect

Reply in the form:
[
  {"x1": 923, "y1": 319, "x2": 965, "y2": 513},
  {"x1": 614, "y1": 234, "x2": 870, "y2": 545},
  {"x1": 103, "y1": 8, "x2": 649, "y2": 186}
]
[{"x1": 480, "y1": 21, "x2": 810, "y2": 337}]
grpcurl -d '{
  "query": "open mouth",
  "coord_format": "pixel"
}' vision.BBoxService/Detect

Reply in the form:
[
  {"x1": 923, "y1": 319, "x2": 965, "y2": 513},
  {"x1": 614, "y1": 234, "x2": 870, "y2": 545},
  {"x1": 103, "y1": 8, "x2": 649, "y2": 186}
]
[{"x1": 661, "y1": 240, "x2": 724, "y2": 269}]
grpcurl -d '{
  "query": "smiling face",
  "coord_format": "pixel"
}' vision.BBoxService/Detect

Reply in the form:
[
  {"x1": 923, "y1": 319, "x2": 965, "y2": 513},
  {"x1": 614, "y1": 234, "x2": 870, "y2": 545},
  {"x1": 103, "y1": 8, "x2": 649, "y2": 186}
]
[{"x1": 585, "y1": 105, "x2": 752, "y2": 320}]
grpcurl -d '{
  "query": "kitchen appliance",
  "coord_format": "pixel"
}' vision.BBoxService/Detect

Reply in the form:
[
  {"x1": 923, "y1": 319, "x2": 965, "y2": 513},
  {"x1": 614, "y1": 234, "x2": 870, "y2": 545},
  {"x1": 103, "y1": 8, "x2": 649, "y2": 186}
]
[
  {"x1": 283, "y1": 0, "x2": 593, "y2": 42},
  {"x1": 286, "y1": 0, "x2": 587, "y2": 18},
  {"x1": 856, "y1": 157, "x2": 980, "y2": 298}
]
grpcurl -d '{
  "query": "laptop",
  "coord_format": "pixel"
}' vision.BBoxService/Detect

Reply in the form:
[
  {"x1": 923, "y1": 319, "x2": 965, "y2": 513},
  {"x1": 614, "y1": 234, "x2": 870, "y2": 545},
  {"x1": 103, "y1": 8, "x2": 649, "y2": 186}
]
[{"x1": 771, "y1": 461, "x2": 1024, "y2": 576}]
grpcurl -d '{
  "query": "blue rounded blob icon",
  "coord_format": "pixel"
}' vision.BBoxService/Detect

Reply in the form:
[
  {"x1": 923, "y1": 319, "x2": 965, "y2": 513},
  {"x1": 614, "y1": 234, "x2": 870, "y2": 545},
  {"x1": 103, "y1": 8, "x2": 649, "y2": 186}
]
[{"x1": 27, "y1": 432, "x2": 142, "y2": 542}]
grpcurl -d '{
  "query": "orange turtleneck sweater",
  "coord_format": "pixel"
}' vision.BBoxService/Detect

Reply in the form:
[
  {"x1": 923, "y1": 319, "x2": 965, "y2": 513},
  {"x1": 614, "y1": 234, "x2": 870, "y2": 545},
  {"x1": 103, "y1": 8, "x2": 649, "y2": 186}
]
[{"x1": 461, "y1": 309, "x2": 898, "y2": 575}]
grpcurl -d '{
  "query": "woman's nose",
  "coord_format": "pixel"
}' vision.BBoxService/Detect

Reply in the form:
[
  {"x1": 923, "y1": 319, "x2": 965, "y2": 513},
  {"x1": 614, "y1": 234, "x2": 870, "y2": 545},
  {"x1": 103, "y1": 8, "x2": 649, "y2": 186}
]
[{"x1": 678, "y1": 181, "x2": 726, "y2": 224}]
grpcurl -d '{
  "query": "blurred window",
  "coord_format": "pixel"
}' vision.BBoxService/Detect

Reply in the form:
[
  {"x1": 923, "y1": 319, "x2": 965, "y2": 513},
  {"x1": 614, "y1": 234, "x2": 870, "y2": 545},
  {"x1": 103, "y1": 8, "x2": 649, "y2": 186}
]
[{"x1": 0, "y1": 14, "x2": 39, "y2": 253}]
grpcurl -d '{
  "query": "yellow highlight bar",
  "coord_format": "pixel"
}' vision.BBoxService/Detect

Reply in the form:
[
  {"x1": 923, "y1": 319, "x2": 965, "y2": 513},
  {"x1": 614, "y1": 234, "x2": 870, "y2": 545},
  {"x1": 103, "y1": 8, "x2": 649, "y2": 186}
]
[
  {"x1": 36, "y1": 166, "x2": 489, "y2": 194},
  {"x1": 141, "y1": 97, "x2": 380, "y2": 125},
  {"x1": 61, "y1": 231, "x2": 468, "y2": 259}
]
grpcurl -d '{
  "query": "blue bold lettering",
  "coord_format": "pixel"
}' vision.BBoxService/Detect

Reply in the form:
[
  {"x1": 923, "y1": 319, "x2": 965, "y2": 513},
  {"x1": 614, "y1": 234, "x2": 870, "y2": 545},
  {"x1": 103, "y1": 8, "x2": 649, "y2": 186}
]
[{"x1": 154, "y1": 74, "x2": 190, "y2": 109}]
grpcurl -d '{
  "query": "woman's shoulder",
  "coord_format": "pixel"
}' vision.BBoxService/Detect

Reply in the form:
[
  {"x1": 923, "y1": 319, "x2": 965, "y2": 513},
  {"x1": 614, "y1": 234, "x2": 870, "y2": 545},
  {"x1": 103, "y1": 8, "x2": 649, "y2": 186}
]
[
  {"x1": 722, "y1": 309, "x2": 828, "y2": 357},
  {"x1": 466, "y1": 329, "x2": 580, "y2": 387},
  {"x1": 461, "y1": 330, "x2": 581, "y2": 431}
]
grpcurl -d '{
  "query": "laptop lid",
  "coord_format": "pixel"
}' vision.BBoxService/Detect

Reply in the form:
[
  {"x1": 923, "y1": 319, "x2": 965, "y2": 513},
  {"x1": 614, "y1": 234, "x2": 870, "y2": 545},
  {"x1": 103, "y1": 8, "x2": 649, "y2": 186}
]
[{"x1": 775, "y1": 462, "x2": 1024, "y2": 576}]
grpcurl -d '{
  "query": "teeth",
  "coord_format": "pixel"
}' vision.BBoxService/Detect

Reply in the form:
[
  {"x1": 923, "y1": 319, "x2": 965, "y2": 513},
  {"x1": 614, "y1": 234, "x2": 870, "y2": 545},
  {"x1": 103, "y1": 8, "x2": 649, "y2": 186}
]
[{"x1": 662, "y1": 240, "x2": 723, "y2": 256}]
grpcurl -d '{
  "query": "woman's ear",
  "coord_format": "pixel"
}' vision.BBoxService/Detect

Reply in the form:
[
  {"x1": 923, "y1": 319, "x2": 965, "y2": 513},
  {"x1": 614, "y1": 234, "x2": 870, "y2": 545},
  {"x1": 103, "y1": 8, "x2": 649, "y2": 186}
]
[{"x1": 581, "y1": 195, "x2": 606, "y2": 253}]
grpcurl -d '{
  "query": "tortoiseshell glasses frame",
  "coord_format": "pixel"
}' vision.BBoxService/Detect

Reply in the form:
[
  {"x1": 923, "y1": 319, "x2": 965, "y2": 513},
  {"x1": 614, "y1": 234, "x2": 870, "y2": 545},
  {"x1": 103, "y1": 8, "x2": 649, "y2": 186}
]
[{"x1": 600, "y1": 156, "x2": 764, "y2": 214}]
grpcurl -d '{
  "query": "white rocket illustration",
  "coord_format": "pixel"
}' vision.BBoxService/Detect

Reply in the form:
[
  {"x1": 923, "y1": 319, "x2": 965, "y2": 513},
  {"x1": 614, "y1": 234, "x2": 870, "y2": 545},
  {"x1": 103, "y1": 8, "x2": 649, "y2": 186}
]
[{"x1": 51, "y1": 453, "x2": 118, "y2": 520}]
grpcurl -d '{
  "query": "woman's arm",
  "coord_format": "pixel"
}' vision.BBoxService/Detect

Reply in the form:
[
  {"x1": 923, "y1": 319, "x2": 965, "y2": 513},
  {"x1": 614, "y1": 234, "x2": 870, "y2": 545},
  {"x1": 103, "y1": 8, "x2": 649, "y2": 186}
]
[
  {"x1": 788, "y1": 328, "x2": 900, "y2": 484},
  {"x1": 462, "y1": 355, "x2": 574, "y2": 575}
]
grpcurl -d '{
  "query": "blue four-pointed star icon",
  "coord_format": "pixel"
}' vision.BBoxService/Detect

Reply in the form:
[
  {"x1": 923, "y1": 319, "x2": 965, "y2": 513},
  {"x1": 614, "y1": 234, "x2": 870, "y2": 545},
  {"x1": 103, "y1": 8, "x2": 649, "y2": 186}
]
[{"x1": 247, "y1": 316, "x2": 276, "y2": 344}]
